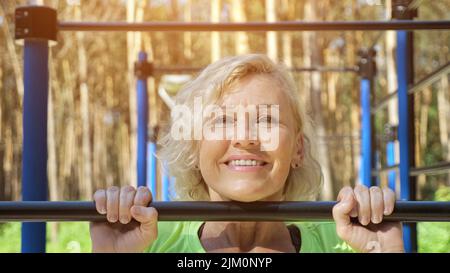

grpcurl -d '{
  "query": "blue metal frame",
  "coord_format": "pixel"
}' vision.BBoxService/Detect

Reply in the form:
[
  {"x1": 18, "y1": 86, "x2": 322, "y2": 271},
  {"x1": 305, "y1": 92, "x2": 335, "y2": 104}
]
[
  {"x1": 21, "y1": 40, "x2": 49, "y2": 253},
  {"x1": 360, "y1": 78, "x2": 372, "y2": 187},
  {"x1": 162, "y1": 167, "x2": 171, "y2": 201},
  {"x1": 136, "y1": 52, "x2": 149, "y2": 188},
  {"x1": 387, "y1": 141, "x2": 396, "y2": 190},
  {"x1": 147, "y1": 142, "x2": 157, "y2": 196},
  {"x1": 397, "y1": 30, "x2": 413, "y2": 252}
]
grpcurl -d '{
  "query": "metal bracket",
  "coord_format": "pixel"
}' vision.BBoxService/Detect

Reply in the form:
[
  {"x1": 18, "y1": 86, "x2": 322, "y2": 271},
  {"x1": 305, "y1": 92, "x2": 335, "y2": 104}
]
[
  {"x1": 15, "y1": 6, "x2": 57, "y2": 42},
  {"x1": 383, "y1": 123, "x2": 398, "y2": 142},
  {"x1": 134, "y1": 60, "x2": 154, "y2": 79},
  {"x1": 148, "y1": 125, "x2": 159, "y2": 142},
  {"x1": 392, "y1": 0, "x2": 418, "y2": 20},
  {"x1": 358, "y1": 48, "x2": 377, "y2": 79}
]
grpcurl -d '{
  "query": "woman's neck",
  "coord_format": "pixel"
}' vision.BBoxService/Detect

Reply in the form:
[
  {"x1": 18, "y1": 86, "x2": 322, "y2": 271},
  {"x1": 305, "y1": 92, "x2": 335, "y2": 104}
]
[
  {"x1": 201, "y1": 221, "x2": 293, "y2": 252},
  {"x1": 201, "y1": 189, "x2": 295, "y2": 252}
]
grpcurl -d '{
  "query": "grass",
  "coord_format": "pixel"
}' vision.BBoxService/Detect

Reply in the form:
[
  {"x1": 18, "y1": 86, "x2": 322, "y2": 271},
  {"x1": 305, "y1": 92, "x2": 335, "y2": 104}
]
[{"x1": 0, "y1": 222, "x2": 92, "y2": 253}]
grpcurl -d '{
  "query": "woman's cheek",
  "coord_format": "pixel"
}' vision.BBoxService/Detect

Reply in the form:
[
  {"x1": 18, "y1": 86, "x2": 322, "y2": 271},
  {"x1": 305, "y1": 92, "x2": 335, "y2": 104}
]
[
  {"x1": 271, "y1": 129, "x2": 295, "y2": 182},
  {"x1": 199, "y1": 140, "x2": 228, "y2": 169}
]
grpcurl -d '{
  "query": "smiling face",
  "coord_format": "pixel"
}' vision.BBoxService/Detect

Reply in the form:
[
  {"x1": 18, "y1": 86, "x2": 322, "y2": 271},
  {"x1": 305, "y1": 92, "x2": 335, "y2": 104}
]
[{"x1": 198, "y1": 74, "x2": 304, "y2": 202}]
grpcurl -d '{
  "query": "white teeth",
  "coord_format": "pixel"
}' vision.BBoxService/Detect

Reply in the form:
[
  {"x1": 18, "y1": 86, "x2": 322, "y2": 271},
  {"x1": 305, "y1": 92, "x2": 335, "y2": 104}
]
[{"x1": 229, "y1": 159, "x2": 264, "y2": 166}]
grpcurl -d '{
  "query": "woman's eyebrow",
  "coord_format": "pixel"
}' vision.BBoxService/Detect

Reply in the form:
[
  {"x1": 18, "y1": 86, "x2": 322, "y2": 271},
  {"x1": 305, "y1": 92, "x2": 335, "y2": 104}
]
[
  {"x1": 257, "y1": 103, "x2": 276, "y2": 108},
  {"x1": 219, "y1": 103, "x2": 276, "y2": 108}
]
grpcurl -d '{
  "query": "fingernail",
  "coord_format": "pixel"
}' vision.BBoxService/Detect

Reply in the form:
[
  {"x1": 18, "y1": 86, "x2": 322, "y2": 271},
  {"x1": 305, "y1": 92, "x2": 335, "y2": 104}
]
[
  {"x1": 362, "y1": 217, "x2": 369, "y2": 226},
  {"x1": 120, "y1": 216, "x2": 129, "y2": 224},
  {"x1": 100, "y1": 207, "x2": 106, "y2": 214},
  {"x1": 108, "y1": 215, "x2": 118, "y2": 222}
]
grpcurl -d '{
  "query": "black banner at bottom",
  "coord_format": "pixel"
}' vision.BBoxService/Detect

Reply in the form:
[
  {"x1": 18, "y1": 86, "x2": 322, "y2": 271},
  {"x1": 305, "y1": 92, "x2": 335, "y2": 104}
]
[{"x1": 1, "y1": 253, "x2": 448, "y2": 272}]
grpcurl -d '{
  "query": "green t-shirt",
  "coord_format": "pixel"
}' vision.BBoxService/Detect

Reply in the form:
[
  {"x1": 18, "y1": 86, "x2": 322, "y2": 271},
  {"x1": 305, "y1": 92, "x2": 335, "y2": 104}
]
[{"x1": 145, "y1": 221, "x2": 354, "y2": 253}]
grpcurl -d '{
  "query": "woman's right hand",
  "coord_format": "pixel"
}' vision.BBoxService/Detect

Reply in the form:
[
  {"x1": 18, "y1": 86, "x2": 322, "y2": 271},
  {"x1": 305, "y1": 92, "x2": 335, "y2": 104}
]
[{"x1": 89, "y1": 186, "x2": 158, "y2": 253}]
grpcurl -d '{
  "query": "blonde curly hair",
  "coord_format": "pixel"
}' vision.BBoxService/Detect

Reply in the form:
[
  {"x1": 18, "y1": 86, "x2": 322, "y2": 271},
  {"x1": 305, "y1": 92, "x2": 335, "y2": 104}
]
[{"x1": 157, "y1": 54, "x2": 323, "y2": 201}]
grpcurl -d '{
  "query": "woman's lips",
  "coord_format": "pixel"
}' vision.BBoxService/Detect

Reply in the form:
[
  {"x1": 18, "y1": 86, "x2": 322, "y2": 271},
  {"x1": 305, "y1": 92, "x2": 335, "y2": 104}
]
[
  {"x1": 222, "y1": 160, "x2": 269, "y2": 172},
  {"x1": 225, "y1": 164, "x2": 267, "y2": 172}
]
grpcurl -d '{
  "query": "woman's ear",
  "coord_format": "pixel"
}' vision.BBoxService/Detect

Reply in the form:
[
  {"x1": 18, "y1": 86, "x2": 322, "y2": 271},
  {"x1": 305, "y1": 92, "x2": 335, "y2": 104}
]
[{"x1": 291, "y1": 132, "x2": 304, "y2": 168}]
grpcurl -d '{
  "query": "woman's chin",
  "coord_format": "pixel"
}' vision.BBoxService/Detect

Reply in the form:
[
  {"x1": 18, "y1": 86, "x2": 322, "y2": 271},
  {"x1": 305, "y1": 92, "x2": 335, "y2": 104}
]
[{"x1": 221, "y1": 189, "x2": 276, "y2": 202}]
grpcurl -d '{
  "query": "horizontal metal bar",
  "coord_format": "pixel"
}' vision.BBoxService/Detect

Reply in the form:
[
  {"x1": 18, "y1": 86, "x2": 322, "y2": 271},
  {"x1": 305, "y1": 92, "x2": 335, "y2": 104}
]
[
  {"x1": 372, "y1": 164, "x2": 400, "y2": 176},
  {"x1": 154, "y1": 67, "x2": 202, "y2": 74},
  {"x1": 0, "y1": 201, "x2": 449, "y2": 222},
  {"x1": 317, "y1": 134, "x2": 360, "y2": 140},
  {"x1": 408, "y1": 62, "x2": 450, "y2": 95},
  {"x1": 372, "y1": 162, "x2": 450, "y2": 176},
  {"x1": 410, "y1": 162, "x2": 450, "y2": 176},
  {"x1": 371, "y1": 92, "x2": 398, "y2": 114},
  {"x1": 371, "y1": 61, "x2": 450, "y2": 114},
  {"x1": 153, "y1": 66, "x2": 359, "y2": 74},
  {"x1": 289, "y1": 66, "x2": 359, "y2": 73},
  {"x1": 58, "y1": 21, "x2": 450, "y2": 32}
]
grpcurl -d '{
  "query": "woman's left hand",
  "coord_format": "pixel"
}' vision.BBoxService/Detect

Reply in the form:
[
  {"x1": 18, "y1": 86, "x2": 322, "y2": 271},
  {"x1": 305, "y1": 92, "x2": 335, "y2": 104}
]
[{"x1": 332, "y1": 185, "x2": 404, "y2": 253}]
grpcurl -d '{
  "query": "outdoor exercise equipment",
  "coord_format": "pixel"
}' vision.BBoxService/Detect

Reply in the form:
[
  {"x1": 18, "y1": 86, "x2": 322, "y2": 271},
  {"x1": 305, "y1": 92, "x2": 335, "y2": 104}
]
[{"x1": 8, "y1": 0, "x2": 450, "y2": 252}]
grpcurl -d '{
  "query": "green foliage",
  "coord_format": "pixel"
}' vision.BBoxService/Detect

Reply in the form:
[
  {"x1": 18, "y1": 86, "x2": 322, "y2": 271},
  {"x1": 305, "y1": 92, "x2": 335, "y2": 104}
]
[
  {"x1": 0, "y1": 222, "x2": 91, "y2": 253},
  {"x1": 417, "y1": 186, "x2": 450, "y2": 253},
  {"x1": 0, "y1": 222, "x2": 21, "y2": 253}
]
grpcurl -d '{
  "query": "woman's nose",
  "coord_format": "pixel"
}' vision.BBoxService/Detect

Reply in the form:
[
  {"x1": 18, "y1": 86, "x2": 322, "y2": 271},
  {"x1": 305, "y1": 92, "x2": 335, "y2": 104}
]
[{"x1": 231, "y1": 138, "x2": 260, "y2": 149}]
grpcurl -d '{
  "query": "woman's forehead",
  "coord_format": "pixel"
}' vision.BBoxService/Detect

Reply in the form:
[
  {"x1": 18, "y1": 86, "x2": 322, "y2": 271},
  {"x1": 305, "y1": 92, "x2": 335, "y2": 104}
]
[{"x1": 219, "y1": 74, "x2": 288, "y2": 106}]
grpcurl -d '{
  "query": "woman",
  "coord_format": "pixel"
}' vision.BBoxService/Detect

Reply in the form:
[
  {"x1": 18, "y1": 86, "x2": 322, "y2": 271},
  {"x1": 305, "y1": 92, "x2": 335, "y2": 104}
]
[{"x1": 90, "y1": 54, "x2": 404, "y2": 253}]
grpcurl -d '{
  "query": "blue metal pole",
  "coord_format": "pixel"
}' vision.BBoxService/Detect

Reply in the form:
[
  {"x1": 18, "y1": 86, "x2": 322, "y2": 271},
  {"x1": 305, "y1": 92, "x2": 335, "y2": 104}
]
[
  {"x1": 21, "y1": 40, "x2": 49, "y2": 253},
  {"x1": 387, "y1": 141, "x2": 396, "y2": 191},
  {"x1": 136, "y1": 52, "x2": 149, "y2": 188},
  {"x1": 147, "y1": 142, "x2": 157, "y2": 197},
  {"x1": 374, "y1": 151, "x2": 381, "y2": 186},
  {"x1": 397, "y1": 30, "x2": 412, "y2": 252},
  {"x1": 360, "y1": 78, "x2": 372, "y2": 187},
  {"x1": 162, "y1": 167, "x2": 170, "y2": 201}
]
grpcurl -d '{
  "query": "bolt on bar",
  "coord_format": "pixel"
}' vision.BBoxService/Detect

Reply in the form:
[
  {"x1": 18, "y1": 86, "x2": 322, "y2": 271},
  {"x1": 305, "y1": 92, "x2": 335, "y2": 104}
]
[
  {"x1": 1, "y1": 201, "x2": 450, "y2": 222},
  {"x1": 57, "y1": 21, "x2": 450, "y2": 32}
]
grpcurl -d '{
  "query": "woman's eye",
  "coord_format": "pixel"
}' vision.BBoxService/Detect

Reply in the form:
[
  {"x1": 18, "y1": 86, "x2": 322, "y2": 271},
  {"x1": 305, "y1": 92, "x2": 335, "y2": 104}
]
[
  {"x1": 258, "y1": 116, "x2": 273, "y2": 124},
  {"x1": 214, "y1": 116, "x2": 233, "y2": 126}
]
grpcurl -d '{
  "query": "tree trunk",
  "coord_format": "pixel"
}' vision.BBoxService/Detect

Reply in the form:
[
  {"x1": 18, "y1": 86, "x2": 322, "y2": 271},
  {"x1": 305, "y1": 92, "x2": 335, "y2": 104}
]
[
  {"x1": 438, "y1": 76, "x2": 450, "y2": 185},
  {"x1": 231, "y1": 0, "x2": 249, "y2": 55},
  {"x1": 211, "y1": 0, "x2": 221, "y2": 62},
  {"x1": 281, "y1": 0, "x2": 293, "y2": 67},
  {"x1": 0, "y1": 2, "x2": 24, "y2": 105},
  {"x1": 346, "y1": 0, "x2": 362, "y2": 188},
  {"x1": 265, "y1": 0, "x2": 277, "y2": 61},
  {"x1": 143, "y1": 34, "x2": 158, "y2": 128},
  {"x1": 303, "y1": 0, "x2": 333, "y2": 200},
  {"x1": 0, "y1": 57, "x2": 4, "y2": 200},
  {"x1": 419, "y1": 88, "x2": 432, "y2": 158},
  {"x1": 126, "y1": 0, "x2": 144, "y2": 188},
  {"x1": 47, "y1": 80, "x2": 59, "y2": 244},
  {"x1": 75, "y1": 5, "x2": 93, "y2": 199},
  {"x1": 61, "y1": 59, "x2": 76, "y2": 199},
  {"x1": 184, "y1": 0, "x2": 193, "y2": 60},
  {"x1": 385, "y1": 0, "x2": 400, "y2": 192}
]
